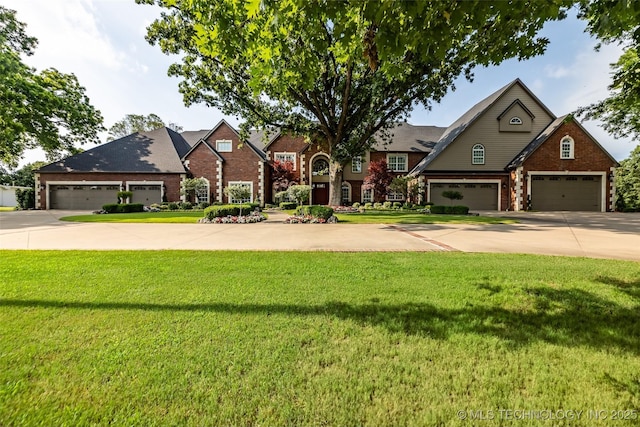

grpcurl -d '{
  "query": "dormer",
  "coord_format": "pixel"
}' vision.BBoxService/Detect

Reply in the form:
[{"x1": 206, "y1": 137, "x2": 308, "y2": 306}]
[{"x1": 497, "y1": 99, "x2": 535, "y2": 132}]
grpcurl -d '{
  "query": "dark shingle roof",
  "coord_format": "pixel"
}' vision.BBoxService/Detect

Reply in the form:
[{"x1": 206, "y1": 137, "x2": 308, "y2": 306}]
[
  {"x1": 38, "y1": 127, "x2": 189, "y2": 173},
  {"x1": 180, "y1": 130, "x2": 211, "y2": 147},
  {"x1": 373, "y1": 122, "x2": 445, "y2": 152}
]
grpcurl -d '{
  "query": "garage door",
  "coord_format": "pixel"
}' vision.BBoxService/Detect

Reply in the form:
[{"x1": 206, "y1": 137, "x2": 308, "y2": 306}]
[
  {"x1": 430, "y1": 182, "x2": 498, "y2": 210},
  {"x1": 49, "y1": 185, "x2": 119, "y2": 210},
  {"x1": 130, "y1": 185, "x2": 162, "y2": 204},
  {"x1": 531, "y1": 175, "x2": 601, "y2": 211}
]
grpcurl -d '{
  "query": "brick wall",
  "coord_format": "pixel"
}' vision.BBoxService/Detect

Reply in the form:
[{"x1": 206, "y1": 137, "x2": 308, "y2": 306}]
[{"x1": 184, "y1": 143, "x2": 220, "y2": 202}]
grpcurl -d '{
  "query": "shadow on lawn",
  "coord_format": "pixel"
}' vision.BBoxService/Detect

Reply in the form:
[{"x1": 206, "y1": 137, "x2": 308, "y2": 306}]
[{"x1": 1, "y1": 283, "x2": 638, "y2": 354}]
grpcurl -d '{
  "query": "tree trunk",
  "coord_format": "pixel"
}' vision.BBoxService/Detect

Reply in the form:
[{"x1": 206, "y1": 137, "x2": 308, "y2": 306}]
[{"x1": 328, "y1": 159, "x2": 344, "y2": 206}]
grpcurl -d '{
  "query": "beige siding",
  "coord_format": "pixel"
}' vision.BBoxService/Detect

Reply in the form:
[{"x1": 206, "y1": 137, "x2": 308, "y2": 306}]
[
  {"x1": 427, "y1": 85, "x2": 555, "y2": 171},
  {"x1": 499, "y1": 103, "x2": 533, "y2": 132},
  {"x1": 343, "y1": 151, "x2": 371, "y2": 180}
]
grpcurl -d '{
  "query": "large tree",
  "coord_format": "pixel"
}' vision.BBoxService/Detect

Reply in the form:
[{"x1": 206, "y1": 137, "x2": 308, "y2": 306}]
[
  {"x1": 139, "y1": 0, "x2": 570, "y2": 205},
  {"x1": 108, "y1": 113, "x2": 183, "y2": 141},
  {"x1": 615, "y1": 144, "x2": 640, "y2": 211},
  {"x1": 576, "y1": 0, "x2": 640, "y2": 139},
  {"x1": 0, "y1": 7, "x2": 104, "y2": 167}
]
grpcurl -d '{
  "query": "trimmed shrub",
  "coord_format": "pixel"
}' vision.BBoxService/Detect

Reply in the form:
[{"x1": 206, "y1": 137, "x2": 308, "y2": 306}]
[
  {"x1": 295, "y1": 205, "x2": 334, "y2": 220},
  {"x1": 179, "y1": 201, "x2": 193, "y2": 210},
  {"x1": 429, "y1": 205, "x2": 469, "y2": 215},
  {"x1": 101, "y1": 203, "x2": 144, "y2": 213},
  {"x1": 279, "y1": 202, "x2": 297, "y2": 210},
  {"x1": 352, "y1": 202, "x2": 360, "y2": 209},
  {"x1": 392, "y1": 202, "x2": 402, "y2": 209},
  {"x1": 167, "y1": 202, "x2": 179, "y2": 210},
  {"x1": 373, "y1": 202, "x2": 383, "y2": 209},
  {"x1": 364, "y1": 202, "x2": 373, "y2": 209},
  {"x1": 383, "y1": 201, "x2": 392, "y2": 209},
  {"x1": 204, "y1": 204, "x2": 257, "y2": 220},
  {"x1": 198, "y1": 202, "x2": 210, "y2": 209}
]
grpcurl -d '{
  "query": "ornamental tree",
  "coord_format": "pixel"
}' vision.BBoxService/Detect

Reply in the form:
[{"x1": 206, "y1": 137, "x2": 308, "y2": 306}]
[
  {"x1": 0, "y1": 6, "x2": 104, "y2": 167},
  {"x1": 363, "y1": 159, "x2": 394, "y2": 203},
  {"x1": 271, "y1": 160, "x2": 297, "y2": 193},
  {"x1": 138, "y1": 0, "x2": 571, "y2": 205}
]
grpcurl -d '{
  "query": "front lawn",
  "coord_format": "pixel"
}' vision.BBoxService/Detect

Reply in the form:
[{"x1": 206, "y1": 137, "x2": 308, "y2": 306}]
[
  {"x1": 60, "y1": 211, "x2": 206, "y2": 223},
  {"x1": 1, "y1": 251, "x2": 639, "y2": 426},
  {"x1": 335, "y1": 210, "x2": 516, "y2": 224}
]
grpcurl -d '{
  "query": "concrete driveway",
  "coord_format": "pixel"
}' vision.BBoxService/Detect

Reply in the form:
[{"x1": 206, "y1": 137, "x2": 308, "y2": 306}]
[{"x1": 1, "y1": 210, "x2": 639, "y2": 261}]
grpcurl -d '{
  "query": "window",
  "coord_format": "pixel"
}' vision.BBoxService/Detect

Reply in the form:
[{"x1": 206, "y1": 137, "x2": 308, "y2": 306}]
[
  {"x1": 509, "y1": 116, "x2": 523, "y2": 125},
  {"x1": 387, "y1": 191, "x2": 404, "y2": 201},
  {"x1": 387, "y1": 154, "x2": 407, "y2": 172},
  {"x1": 227, "y1": 181, "x2": 253, "y2": 203},
  {"x1": 362, "y1": 188, "x2": 373, "y2": 203},
  {"x1": 351, "y1": 156, "x2": 362, "y2": 173},
  {"x1": 216, "y1": 140, "x2": 232, "y2": 152},
  {"x1": 312, "y1": 158, "x2": 329, "y2": 175},
  {"x1": 341, "y1": 183, "x2": 351, "y2": 203},
  {"x1": 472, "y1": 144, "x2": 485, "y2": 165},
  {"x1": 560, "y1": 136, "x2": 574, "y2": 159},
  {"x1": 196, "y1": 178, "x2": 210, "y2": 204},
  {"x1": 274, "y1": 152, "x2": 296, "y2": 169}
]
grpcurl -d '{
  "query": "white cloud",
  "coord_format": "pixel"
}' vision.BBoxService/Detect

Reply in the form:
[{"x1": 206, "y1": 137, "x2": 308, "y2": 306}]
[{"x1": 544, "y1": 64, "x2": 572, "y2": 79}]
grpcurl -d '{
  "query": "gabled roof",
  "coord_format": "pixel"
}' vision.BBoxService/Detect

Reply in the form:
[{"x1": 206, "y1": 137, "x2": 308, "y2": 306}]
[
  {"x1": 409, "y1": 78, "x2": 556, "y2": 175},
  {"x1": 506, "y1": 115, "x2": 620, "y2": 169},
  {"x1": 372, "y1": 122, "x2": 445, "y2": 152},
  {"x1": 38, "y1": 127, "x2": 189, "y2": 173},
  {"x1": 181, "y1": 138, "x2": 225, "y2": 162},
  {"x1": 186, "y1": 119, "x2": 267, "y2": 162},
  {"x1": 181, "y1": 130, "x2": 211, "y2": 146},
  {"x1": 497, "y1": 99, "x2": 536, "y2": 120}
]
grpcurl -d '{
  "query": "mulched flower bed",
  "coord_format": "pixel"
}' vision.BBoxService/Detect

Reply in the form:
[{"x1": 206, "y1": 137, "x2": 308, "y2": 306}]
[{"x1": 198, "y1": 212, "x2": 267, "y2": 224}]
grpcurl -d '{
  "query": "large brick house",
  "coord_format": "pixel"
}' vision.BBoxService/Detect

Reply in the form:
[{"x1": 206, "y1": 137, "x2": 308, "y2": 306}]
[{"x1": 36, "y1": 79, "x2": 619, "y2": 211}]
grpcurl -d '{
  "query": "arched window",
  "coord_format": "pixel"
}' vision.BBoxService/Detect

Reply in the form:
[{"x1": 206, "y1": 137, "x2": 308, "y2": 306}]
[
  {"x1": 472, "y1": 144, "x2": 485, "y2": 165},
  {"x1": 312, "y1": 158, "x2": 329, "y2": 175},
  {"x1": 509, "y1": 116, "x2": 523, "y2": 125},
  {"x1": 560, "y1": 136, "x2": 574, "y2": 159}
]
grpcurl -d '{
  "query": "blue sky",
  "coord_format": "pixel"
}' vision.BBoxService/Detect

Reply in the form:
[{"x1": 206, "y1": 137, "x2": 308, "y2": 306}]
[{"x1": 5, "y1": 0, "x2": 636, "y2": 167}]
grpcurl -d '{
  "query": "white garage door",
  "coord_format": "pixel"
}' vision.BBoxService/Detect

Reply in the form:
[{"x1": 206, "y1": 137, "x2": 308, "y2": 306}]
[
  {"x1": 430, "y1": 182, "x2": 499, "y2": 210},
  {"x1": 531, "y1": 175, "x2": 601, "y2": 211},
  {"x1": 49, "y1": 185, "x2": 119, "y2": 210}
]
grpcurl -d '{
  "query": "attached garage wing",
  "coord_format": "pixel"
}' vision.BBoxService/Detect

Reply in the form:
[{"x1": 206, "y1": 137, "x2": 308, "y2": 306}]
[
  {"x1": 49, "y1": 185, "x2": 119, "y2": 210},
  {"x1": 429, "y1": 182, "x2": 499, "y2": 210},
  {"x1": 530, "y1": 175, "x2": 602, "y2": 211},
  {"x1": 130, "y1": 185, "x2": 162, "y2": 205}
]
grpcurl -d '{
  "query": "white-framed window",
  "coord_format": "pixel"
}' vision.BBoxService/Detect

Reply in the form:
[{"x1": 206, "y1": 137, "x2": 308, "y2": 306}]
[
  {"x1": 387, "y1": 154, "x2": 407, "y2": 172},
  {"x1": 362, "y1": 188, "x2": 373, "y2": 203},
  {"x1": 509, "y1": 116, "x2": 523, "y2": 125},
  {"x1": 351, "y1": 156, "x2": 362, "y2": 173},
  {"x1": 472, "y1": 144, "x2": 485, "y2": 165},
  {"x1": 341, "y1": 182, "x2": 351, "y2": 203},
  {"x1": 560, "y1": 136, "x2": 574, "y2": 159},
  {"x1": 227, "y1": 181, "x2": 253, "y2": 203},
  {"x1": 387, "y1": 191, "x2": 404, "y2": 201},
  {"x1": 216, "y1": 139, "x2": 232, "y2": 152},
  {"x1": 274, "y1": 152, "x2": 297, "y2": 169},
  {"x1": 195, "y1": 178, "x2": 210, "y2": 204}
]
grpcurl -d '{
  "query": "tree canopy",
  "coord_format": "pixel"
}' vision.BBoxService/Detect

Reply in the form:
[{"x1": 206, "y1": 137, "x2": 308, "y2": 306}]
[
  {"x1": 0, "y1": 6, "x2": 104, "y2": 167},
  {"x1": 139, "y1": 0, "x2": 571, "y2": 205},
  {"x1": 575, "y1": 0, "x2": 640, "y2": 140},
  {"x1": 615, "y1": 144, "x2": 640, "y2": 211},
  {"x1": 108, "y1": 113, "x2": 183, "y2": 141}
]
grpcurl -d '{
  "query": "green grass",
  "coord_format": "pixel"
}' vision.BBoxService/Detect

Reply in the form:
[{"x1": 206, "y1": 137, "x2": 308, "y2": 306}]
[
  {"x1": 1, "y1": 251, "x2": 639, "y2": 426},
  {"x1": 60, "y1": 211, "x2": 205, "y2": 223},
  {"x1": 335, "y1": 210, "x2": 516, "y2": 224},
  {"x1": 0, "y1": 206, "x2": 16, "y2": 212}
]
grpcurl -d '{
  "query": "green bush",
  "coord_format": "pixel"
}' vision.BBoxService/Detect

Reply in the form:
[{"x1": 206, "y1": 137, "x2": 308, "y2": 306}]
[
  {"x1": 179, "y1": 201, "x2": 193, "y2": 210},
  {"x1": 102, "y1": 203, "x2": 144, "y2": 213},
  {"x1": 373, "y1": 202, "x2": 383, "y2": 209},
  {"x1": 429, "y1": 205, "x2": 469, "y2": 215},
  {"x1": 392, "y1": 202, "x2": 402, "y2": 209},
  {"x1": 15, "y1": 188, "x2": 35, "y2": 210},
  {"x1": 383, "y1": 201, "x2": 392, "y2": 209},
  {"x1": 295, "y1": 205, "x2": 334, "y2": 220},
  {"x1": 364, "y1": 202, "x2": 373, "y2": 209},
  {"x1": 198, "y1": 202, "x2": 210, "y2": 209},
  {"x1": 279, "y1": 202, "x2": 297, "y2": 210},
  {"x1": 167, "y1": 202, "x2": 179, "y2": 210},
  {"x1": 204, "y1": 204, "x2": 257, "y2": 219},
  {"x1": 352, "y1": 202, "x2": 360, "y2": 208}
]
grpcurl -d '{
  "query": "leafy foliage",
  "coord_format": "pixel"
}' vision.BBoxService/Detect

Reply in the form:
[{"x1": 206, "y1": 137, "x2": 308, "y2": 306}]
[
  {"x1": 138, "y1": 0, "x2": 571, "y2": 204},
  {"x1": 363, "y1": 159, "x2": 393, "y2": 203},
  {"x1": 576, "y1": 0, "x2": 640, "y2": 138},
  {"x1": 0, "y1": 161, "x2": 45, "y2": 187},
  {"x1": 615, "y1": 144, "x2": 640, "y2": 211},
  {"x1": 0, "y1": 7, "x2": 104, "y2": 167},
  {"x1": 287, "y1": 184, "x2": 311, "y2": 205},
  {"x1": 108, "y1": 113, "x2": 182, "y2": 141},
  {"x1": 224, "y1": 184, "x2": 252, "y2": 215},
  {"x1": 271, "y1": 160, "x2": 297, "y2": 192},
  {"x1": 14, "y1": 188, "x2": 34, "y2": 209}
]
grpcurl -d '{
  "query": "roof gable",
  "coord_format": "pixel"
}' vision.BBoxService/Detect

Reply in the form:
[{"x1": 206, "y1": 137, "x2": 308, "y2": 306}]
[{"x1": 497, "y1": 99, "x2": 536, "y2": 120}]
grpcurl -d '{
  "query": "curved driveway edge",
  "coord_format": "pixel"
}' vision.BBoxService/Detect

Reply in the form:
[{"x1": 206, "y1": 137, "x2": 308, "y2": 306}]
[{"x1": 1, "y1": 210, "x2": 639, "y2": 261}]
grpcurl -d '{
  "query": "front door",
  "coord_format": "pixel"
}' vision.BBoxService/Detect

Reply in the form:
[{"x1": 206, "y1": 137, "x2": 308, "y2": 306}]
[{"x1": 312, "y1": 183, "x2": 329, "y2": 205}]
